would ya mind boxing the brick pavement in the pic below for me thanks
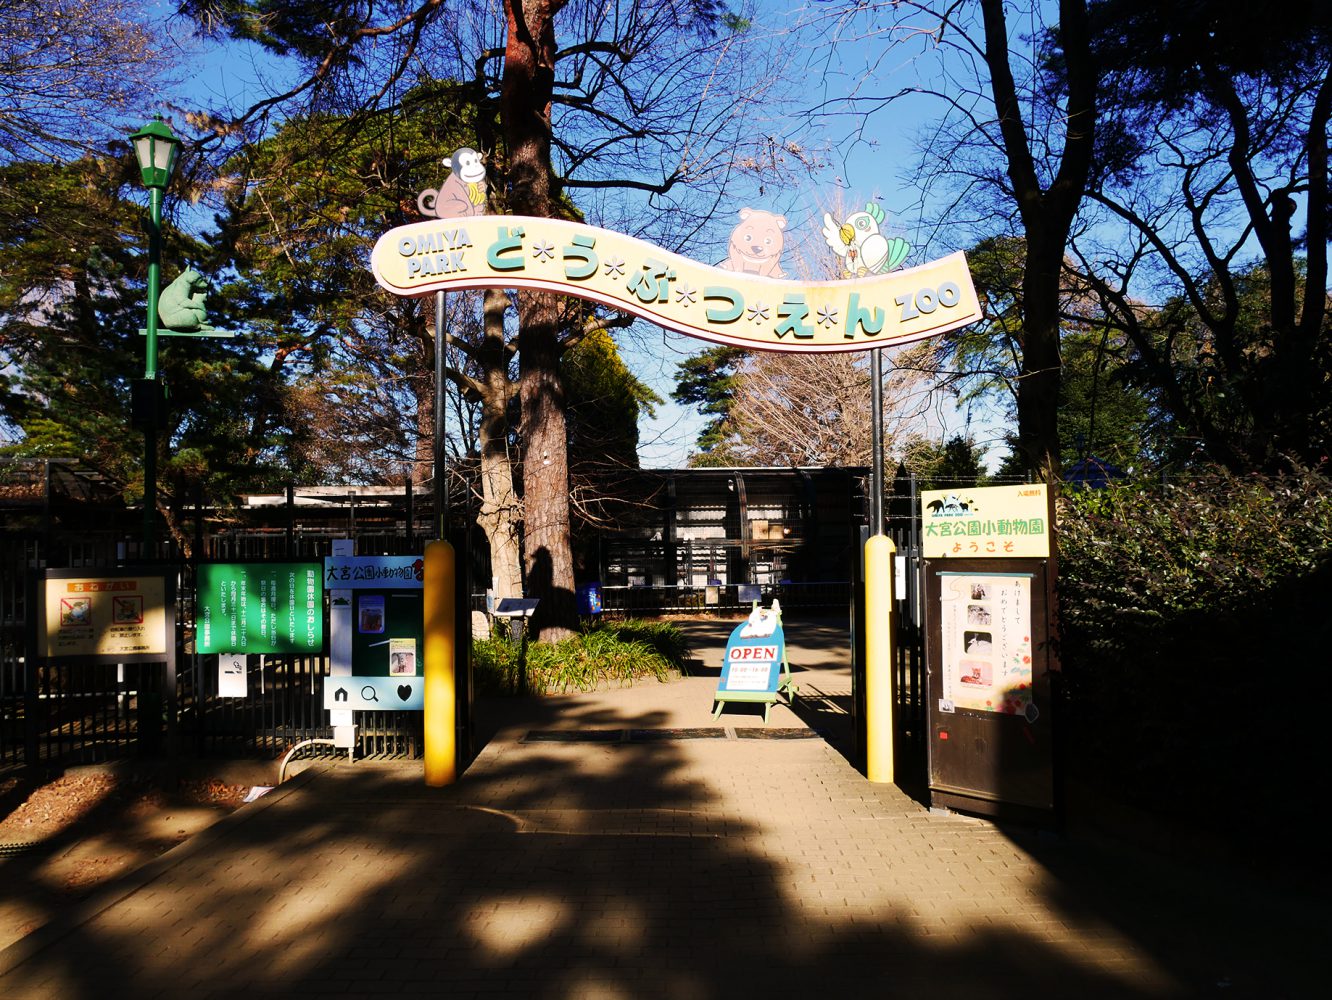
[0,617,1322,998]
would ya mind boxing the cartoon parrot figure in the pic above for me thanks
[821,202,911,277]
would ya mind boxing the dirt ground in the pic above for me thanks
[0,768,252,952]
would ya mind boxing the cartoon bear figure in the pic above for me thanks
[157,267,213,332]
[417,147,488,218]
[719,207,787,278]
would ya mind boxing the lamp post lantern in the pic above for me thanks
[128,116,181,552]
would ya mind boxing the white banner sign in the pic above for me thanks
[218,652,248,698]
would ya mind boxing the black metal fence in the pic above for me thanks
[889,475,928,772]
[3,471,930,771]
[0,522,435,769]
[598,580,852,616]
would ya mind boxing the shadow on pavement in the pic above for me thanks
[0,617,1324,998]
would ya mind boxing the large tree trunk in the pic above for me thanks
[475,288,524,602]
[1018,232,1066,484]
[517,291,577,638]
[502,0,577,639]
[981,0,1095,485]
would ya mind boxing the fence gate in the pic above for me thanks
[849,470,927,783]
[1,508,437,768]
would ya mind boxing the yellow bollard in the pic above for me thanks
[864,534,896,783]
[424,539,457,786]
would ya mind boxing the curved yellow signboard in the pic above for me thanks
[371,215,981,353]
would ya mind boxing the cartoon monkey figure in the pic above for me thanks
[718,207,787,278]
[417,147,488,218]
[157,267,213,332]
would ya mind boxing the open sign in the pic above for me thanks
[728,645,778,661]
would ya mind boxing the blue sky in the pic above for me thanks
[156,1,1002,469]
[627,2,1004,467]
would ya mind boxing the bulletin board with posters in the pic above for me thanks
[350,588,424,679]
[921,500,1054,820]
[322,554,426,686]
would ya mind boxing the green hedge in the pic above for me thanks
[1057,470,1332,834]
[472,619,688,695]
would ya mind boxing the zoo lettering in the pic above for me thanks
[377,217,982,353]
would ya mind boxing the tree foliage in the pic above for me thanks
[812,1,1097,483]
[1058,469,1332,844]
[0,0,172,162]
[671,341,936,469]
[562,325,662,474]
[901,434,990,492]
[670,345,745,463]
[1068,0,1332,472]
[0,157,297,517]
[212,96,464,484]
[928,235,1160,473]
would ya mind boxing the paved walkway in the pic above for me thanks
[0,618,1323,998]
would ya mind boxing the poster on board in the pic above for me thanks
[937,572,1036,720]
[218,652,248,698]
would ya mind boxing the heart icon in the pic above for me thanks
[397,684,412,701]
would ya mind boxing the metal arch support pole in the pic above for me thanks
[435,290,448,541]
[864,349,895,783]
[870,349,884,536]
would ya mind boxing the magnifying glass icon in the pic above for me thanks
[361,685,379,702]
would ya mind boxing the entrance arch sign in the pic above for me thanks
[371,215,981,352]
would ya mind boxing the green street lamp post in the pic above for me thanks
[128,117,182,552]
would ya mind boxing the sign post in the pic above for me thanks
[713,602,797,723]
[32,568,176,756]
[920,484,1058,821]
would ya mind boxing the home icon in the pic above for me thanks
[333,687,349,703]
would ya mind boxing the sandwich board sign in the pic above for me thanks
[713,602,797,723]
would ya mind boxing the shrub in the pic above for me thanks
[472,619,688,695]
[1057,468,1332,837]
[598,618,691,667]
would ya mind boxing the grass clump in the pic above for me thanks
[472,618,688,695]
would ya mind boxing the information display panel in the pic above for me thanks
[197,563,324,655]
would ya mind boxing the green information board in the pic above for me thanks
[197,562,324,654]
